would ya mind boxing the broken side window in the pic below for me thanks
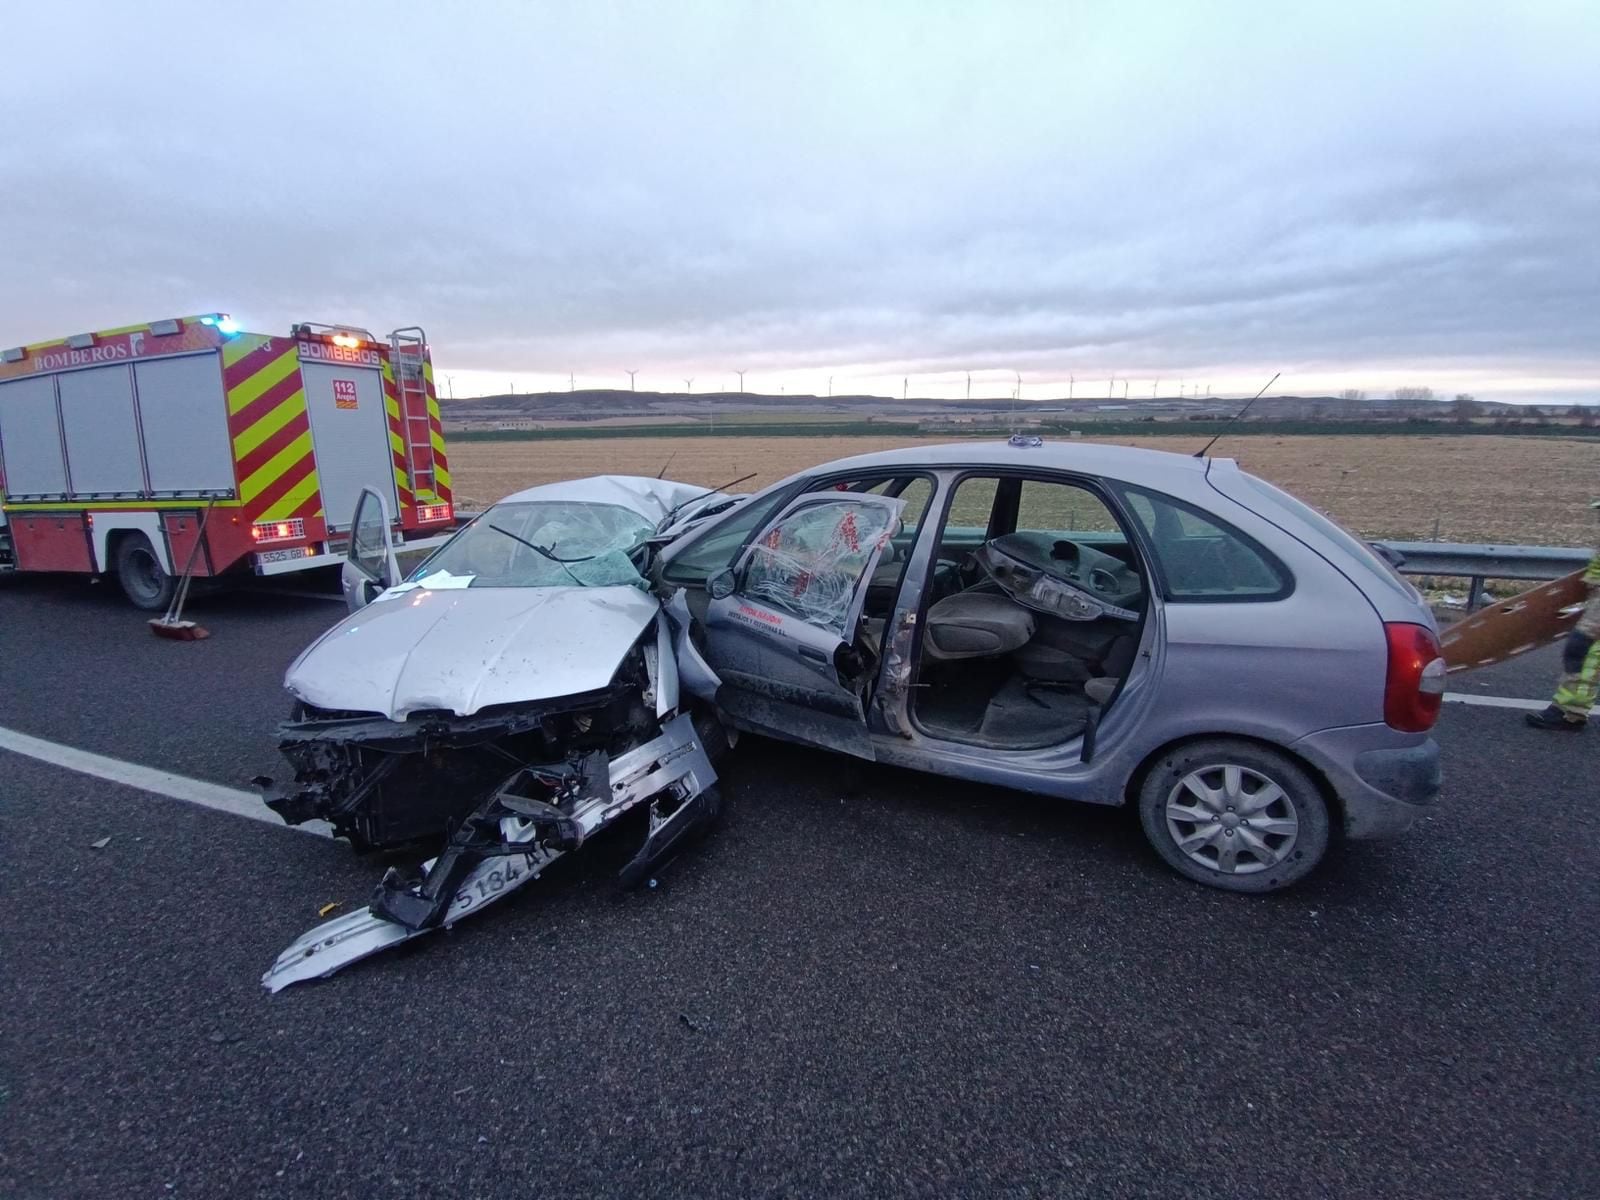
[739,498,901,636]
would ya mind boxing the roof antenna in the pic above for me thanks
[1194,372,1280,459]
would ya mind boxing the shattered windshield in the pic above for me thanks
[409,501,653,589]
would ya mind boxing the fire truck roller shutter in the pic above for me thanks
[0,375,69,497]
[134,353,235,494]
[298,361,397,532]
[59,365,144,497]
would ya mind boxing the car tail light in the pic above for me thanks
[1384,622,1445,732]
[251,518,305,544]
[417,503,452,523]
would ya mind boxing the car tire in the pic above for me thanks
[115,533,177,612]
[1137,739,1330,893]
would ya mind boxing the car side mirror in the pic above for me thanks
[708,568,736,600]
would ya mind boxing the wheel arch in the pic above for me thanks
[95,514,172,574]
[1123,731,1345,836]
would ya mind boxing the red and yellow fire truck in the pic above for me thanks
[0,313,456,608]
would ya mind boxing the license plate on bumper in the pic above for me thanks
[255,547,313,566]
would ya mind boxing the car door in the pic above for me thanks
[341,486,400,612]
[700,492,903,759]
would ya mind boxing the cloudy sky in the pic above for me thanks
[4,1,1597,403]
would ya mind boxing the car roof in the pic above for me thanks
[777,439,1230,492]
[495,474,710,519]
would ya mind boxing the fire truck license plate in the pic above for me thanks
[256,548,309,566]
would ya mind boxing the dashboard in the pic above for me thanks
[976,532,1143,622]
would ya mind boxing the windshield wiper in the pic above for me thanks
[489,525,596,563]
[656,473,758,533]
[488,524,590,585]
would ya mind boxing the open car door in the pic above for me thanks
[341,486,401,612]
[700,492,903,759]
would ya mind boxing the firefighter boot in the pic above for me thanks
[1524,704,1586,732]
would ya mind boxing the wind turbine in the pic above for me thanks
[1122,379,1129,400]
[736,369,745,393]
[444,375,455,400]
[569,373,575,392]
[1068,374,1074,401]
[966,371,971,401]
[626,369,637,391]
[828,376,834,398]
[684,378,694,394]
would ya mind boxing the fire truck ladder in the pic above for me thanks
[389,327,435,500]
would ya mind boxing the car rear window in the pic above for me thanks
[1119,486,1290,601]
[1234,473,1418,604]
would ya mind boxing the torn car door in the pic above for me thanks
[342,486,401,612]
[699,493,903,759]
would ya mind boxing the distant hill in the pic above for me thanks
[439,389,1590,430]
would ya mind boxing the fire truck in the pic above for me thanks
[0,313,456,609]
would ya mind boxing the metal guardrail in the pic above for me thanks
[1374,541,1591,581]
[1372,541,1591,610]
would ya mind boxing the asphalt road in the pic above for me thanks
[1,574,1595,1200]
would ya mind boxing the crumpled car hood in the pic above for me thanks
[285,585,660,720]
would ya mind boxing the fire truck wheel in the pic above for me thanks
[115,534,177,612]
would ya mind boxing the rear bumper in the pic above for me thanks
[1289,725,1441,840]
[251,529,456,576]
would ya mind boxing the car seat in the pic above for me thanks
[922,591,1036,662]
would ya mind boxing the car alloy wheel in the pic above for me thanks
[1137,739,1329,893]
[1164,763,1299,876]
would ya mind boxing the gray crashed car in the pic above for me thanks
[655,436,1444,893]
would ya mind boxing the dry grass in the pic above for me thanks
[448,434,1599,546]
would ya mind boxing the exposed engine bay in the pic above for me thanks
[260,710,719,992]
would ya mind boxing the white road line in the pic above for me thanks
[1444,692,1599,715]
[0,724,333,838]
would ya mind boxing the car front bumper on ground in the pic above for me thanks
[1290,725,1442,840]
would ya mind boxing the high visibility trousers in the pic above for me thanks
[1553,592,1600,719]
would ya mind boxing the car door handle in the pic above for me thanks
[798,645,829,664]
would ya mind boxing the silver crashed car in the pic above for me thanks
[261,440,1443,987]
[652,437,1444,891]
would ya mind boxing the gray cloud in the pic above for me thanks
[3,1,1596,399]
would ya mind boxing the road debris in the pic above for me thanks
[89,836,111,850]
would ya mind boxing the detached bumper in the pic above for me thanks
[1289,725,1441,840]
